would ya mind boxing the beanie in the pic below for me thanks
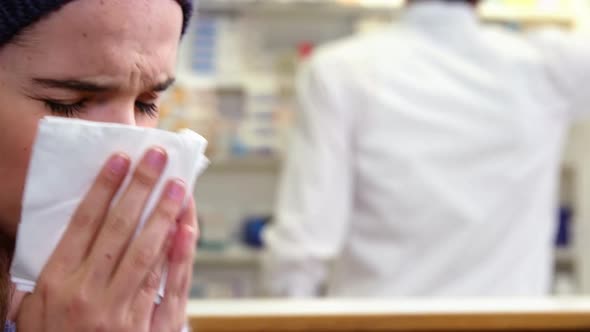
[0,0,193,48]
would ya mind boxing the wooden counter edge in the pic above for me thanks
[190,311,590,332]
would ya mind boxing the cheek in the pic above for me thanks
[137,115,159,129]
[0,90,46,226]
[0,94,45,171]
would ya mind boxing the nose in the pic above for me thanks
[89,101,137,126]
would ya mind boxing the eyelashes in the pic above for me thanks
[44,100,86,117]
[43,99,159,118]
[134,101,159,118]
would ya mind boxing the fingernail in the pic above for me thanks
[167,180,186,202]
[145,148,167,170]
[109,154,129,175]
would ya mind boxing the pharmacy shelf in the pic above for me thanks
[205,157,573,174]
[556,247,574,266]
[480,8,573,27]
[198,0,574,26]
[205,158,571,175]
[195,245,262,266]
[207,157,282,173]
[198,0,402,16]
[194,247,570,268]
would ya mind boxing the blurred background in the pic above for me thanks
[158,0,590,299]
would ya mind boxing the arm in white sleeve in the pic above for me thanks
[529,29,590,119]
[262,56,355,297]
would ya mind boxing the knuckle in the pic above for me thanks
[66,292,92,318]
[37,277,58,299]
[106,212,131,235]
[92,318,110,332]
[142,270,162,293]
[133,166,158,188]
[72,211,99,229]
[132,247,158,270]
[168,279,188,300]
[155,204,179,223]
[93,310,125,332]
[97,168,123,188]
[44,255,69,274]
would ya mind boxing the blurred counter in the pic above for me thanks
[188,298,590,331]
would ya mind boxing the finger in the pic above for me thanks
[129,249,168,327]
[172,195,198,251]
[179,195,198,231]
[151,205,197,332]
[43,154,130,277]
[169,197,197,265]
[86,147,167,284]
[109,179,186,303]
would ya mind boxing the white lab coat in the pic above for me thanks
[262,1,590,297]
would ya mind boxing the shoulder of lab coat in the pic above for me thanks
[527,28,590,119]
[261,39,365,297]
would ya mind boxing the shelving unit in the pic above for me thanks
[198,0,403,16]
[200,248,574,268]
[196,245,262,266]
[186,0,588,298]
[567,121,590,294]
[556,247,574,266]
[198,0,575,26]
[207,157,282,173]
[482,11,572,26]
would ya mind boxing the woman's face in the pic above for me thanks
[0,0,184,235]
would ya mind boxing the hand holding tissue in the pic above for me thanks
[10,117,208,302]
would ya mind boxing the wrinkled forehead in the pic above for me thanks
[2,0,183,88]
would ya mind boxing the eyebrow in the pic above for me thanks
[32,77,176,93]
[153,78,176,92]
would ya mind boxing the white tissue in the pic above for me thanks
[10,117,208,301]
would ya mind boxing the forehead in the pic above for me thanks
[3,0,183,84]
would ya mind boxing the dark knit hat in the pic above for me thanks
[0,0,193,48]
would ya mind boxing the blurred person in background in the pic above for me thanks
[263,0,590,297]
